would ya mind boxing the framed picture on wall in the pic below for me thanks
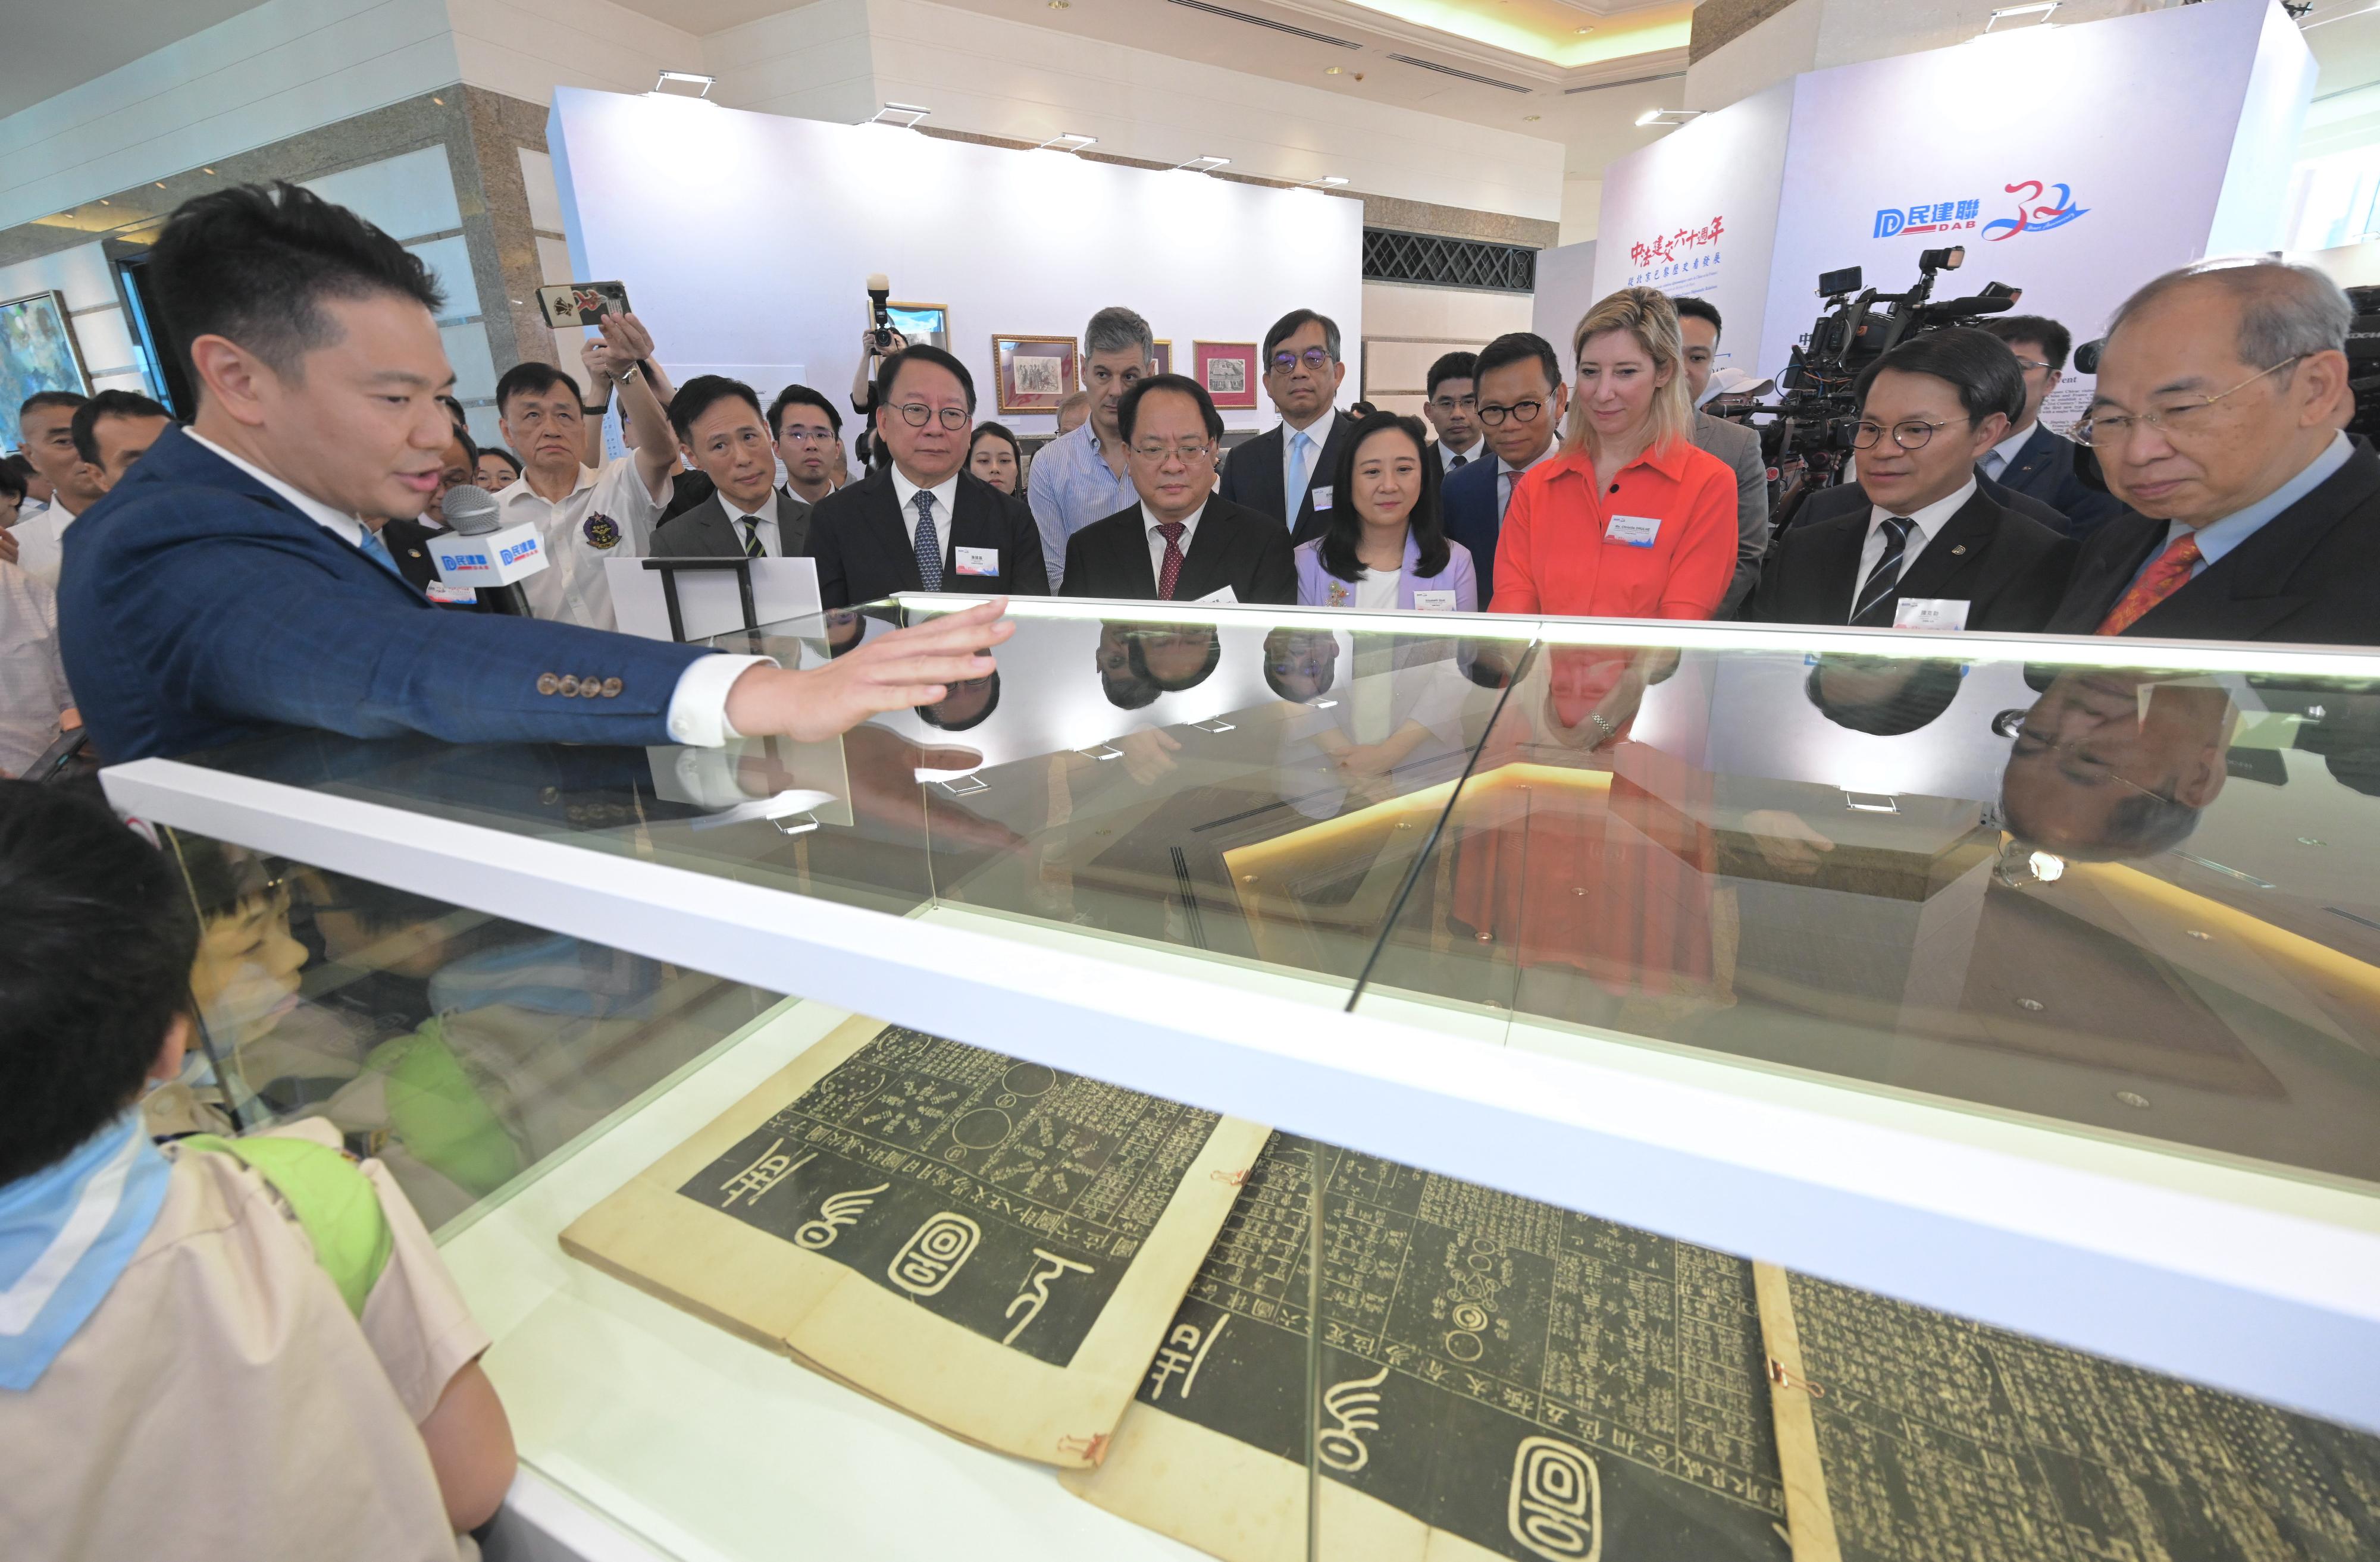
[0,291,90,435]
[995,335,1077,415]
[1193,341,1258,410]
[888,302,949,351]
[1151,340,1172,376]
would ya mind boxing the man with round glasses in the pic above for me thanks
[1749,327,2073,632]
[1440,330,1568,611]
[1217,309,1352,541]
[803,344,1048,608]
[2045,261,2376,644]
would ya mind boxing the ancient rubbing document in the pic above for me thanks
[560,1017,1267,1467]
[1755,1264,2380,1561]
[1066,1133,1791,1561]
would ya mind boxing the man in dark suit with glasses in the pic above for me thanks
[1216,309,1352,542]
[1440,331,1569,611]
[803,345,1048,609]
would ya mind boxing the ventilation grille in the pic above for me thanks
[1164,0,1363,48]
[1363,228,1536,293]
[1564,70,1687,96]
[1382,52,1533,93]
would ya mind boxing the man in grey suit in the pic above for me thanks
[1674,296,1770,616]
[652,376,811,559]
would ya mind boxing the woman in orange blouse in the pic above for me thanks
[1489,287,1739,620]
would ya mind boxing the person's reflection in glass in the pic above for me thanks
[1805,655,1966,736]
[1261,626,1340,704]
[1093,624,1223,787]
[2000,668,2238,860]
[916,670,1000,733]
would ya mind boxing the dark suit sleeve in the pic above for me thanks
[92,517,710,747]
[1249,519,1297,605]
[1743,538,1786,624]
[1721,433,1770,618]
[1004,496,1050,596]
[1060,529,1096,599]
[2055,471,2127,541]
[1997,534,2080,633]
[1217,443,1244,507]
[804,497,853,609]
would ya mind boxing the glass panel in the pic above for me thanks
[1356,626,2380,1188]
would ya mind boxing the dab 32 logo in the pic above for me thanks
[1874,179,2088,241]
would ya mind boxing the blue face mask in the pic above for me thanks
[0,1109,171,1391]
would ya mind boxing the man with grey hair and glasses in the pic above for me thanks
[2047,260,2377,643]
[1029,305,1156,588]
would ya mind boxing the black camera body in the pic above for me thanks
[1731,248,2020,513]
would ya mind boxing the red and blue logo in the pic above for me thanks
[1874,180,2088,241]
[1981,179,2088,240]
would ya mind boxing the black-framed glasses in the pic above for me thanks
[1852,416,1971,451]
[2072,356,2304,448]
[891,402,969,430]
[1478,399,1546,427]
[1269,347,1335,372]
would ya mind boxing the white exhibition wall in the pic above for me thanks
[1596,0,2315,422]
[547,88,1363,435]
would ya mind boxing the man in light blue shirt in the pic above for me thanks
[1029,306,1153,589]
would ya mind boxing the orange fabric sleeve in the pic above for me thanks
[1656,462,1740,620]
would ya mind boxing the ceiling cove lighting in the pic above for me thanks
[653,70,716,98]
[870,102,932,127]
[1300,174,1351,188]
[1034,132,1097,151]
[1173,155,1232,173]
[1985,2,2059,31]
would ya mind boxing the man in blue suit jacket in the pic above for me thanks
[1441,331,1570,611]
[1980,315,2127,539]
[58,182,1006,766]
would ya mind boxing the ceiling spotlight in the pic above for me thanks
[1523,114,1541,122]
[1576,26,1594,33]
[871,102,932,127]
[1049,1,1070,8]
[1299,174,1351,188]
[1035,131,1097,151]
[1326,65,1343,74]
[1984,2,2058,29]
[1173,155,1231,173]
[1636,108,1703,127]
[653,70,716,98]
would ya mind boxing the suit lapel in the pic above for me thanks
[868,473,925,590]
[1797,515,1868,623]
[1242,428,1286,521]
[1894,492,1999,601]
[2126,444,2380,636]
[1173,501,1239,600]
[694,497,746,557]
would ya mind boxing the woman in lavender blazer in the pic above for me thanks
[1292,410,1478,613]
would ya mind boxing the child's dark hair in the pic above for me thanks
[0,783,200,1183]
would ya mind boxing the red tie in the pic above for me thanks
[1156,522,1186,600]
[2096,532,2203,635]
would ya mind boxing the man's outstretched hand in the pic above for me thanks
[723,598,1016,744]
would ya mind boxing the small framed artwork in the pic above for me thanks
[1151,340,1172,376]
[888,302,950,351]
[995,334,1078,415]
[1193,341,1258,410]
[0,291,91,428]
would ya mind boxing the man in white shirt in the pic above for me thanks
[1029,306,1155,589]
[13,391,108,589]
[768,384,843,508]
[490,310,676,631]
[0,559,74,775]
[1421,352,1484,475]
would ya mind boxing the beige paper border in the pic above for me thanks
[1753,1262,1842,1562]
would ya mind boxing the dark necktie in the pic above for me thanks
[1450,451,1469,470]
[911,491,942,590]
[740,515,766,558]
[1155,522,1186,600]
[1852,515,1915,626]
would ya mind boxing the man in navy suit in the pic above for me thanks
[1978,314,2127,539]
[1216,309,1352,543]
[57,182,1008,765]
[1441,331,1568,611]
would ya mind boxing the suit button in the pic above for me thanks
[601,678,623,698]
[537,673,560,695]
[559,675,581,696]
[578,674,602,697]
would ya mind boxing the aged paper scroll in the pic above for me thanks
[1755,1264,2380,1561]
[1066,1133,1791,1561]
[561,1017,1267,1467]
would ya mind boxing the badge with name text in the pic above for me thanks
[1892,597,1971,631]
[1195,585,1238,605]
[424,581,478,606]
[1412,589,1458,612]
[1604,514,1661,548]
[954,545,1000,578]
[1310,485,1333,512]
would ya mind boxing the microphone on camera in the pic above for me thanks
[433,484,545,616]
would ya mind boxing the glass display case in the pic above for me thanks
[106,597,2380,1561]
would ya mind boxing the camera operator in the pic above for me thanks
[1978,315,2126,539]
[1749,328,2073,632]
[850,324,907,472]
[1670,297,1770,616]
[2047,260,2379,644]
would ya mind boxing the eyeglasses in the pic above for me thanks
[1130,439,1216,462]
[1269,347,1335,373]
[891,402,969,430]
[1851,416,1972,451]
[781,428,838,445]
[2011,357,2055,374]
[1478,399,1546,427]
[2071,356,2304,448]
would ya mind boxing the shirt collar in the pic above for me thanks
[185,428,365,545]
[719,490,774,523]
[890,465,962,517]
[1870,477,1977,541]
[1141,500,1208,535]
[2176,430,2355,567]
[1440,438,1482,466]
[1989,421,2037,468]
[1498,447,1551,481]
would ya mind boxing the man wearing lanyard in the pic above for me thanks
[1441,331,1569,611]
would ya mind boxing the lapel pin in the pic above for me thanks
[1950,544,1967,556]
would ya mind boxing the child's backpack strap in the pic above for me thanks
[179,1134,393,1319]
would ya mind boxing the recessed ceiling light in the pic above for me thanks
[1523,114,1540,122]
[1173,155,1232,173]
[1034,131,1097,151]
[653,70,716,98]
[1048,1,1069,8]
[154,181,165,189]
[431,96,443,105]
[1325,65,1342,74]
[1636,108,1703,127]
[870,102,931,127]
[1576,25,1594,33]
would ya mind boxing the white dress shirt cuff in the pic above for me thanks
[665,653,775,747]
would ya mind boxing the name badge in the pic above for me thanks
[1195,585,1239,605]
[1310,485,1333,512]
[1892,597,1971,631]
[424,581,478,606]
[1413,589,1458,613]
[954,545,1000,578]
[1604,514,1661,548]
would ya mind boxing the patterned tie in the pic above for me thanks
[2097,532,2203,635]
[911,490,942,590]
[1286,430,1313,521]
[1852,515,1915,627]
[740,516,765,558]
[1155,522,1187,600]
[355,526,405,581]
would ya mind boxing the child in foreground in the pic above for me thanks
[0,780,515,1560]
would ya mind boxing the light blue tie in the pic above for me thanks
[1286,429,1313,523]
[356,526,405,581]
[912,490,943,590]
[1981,450,2006,480]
